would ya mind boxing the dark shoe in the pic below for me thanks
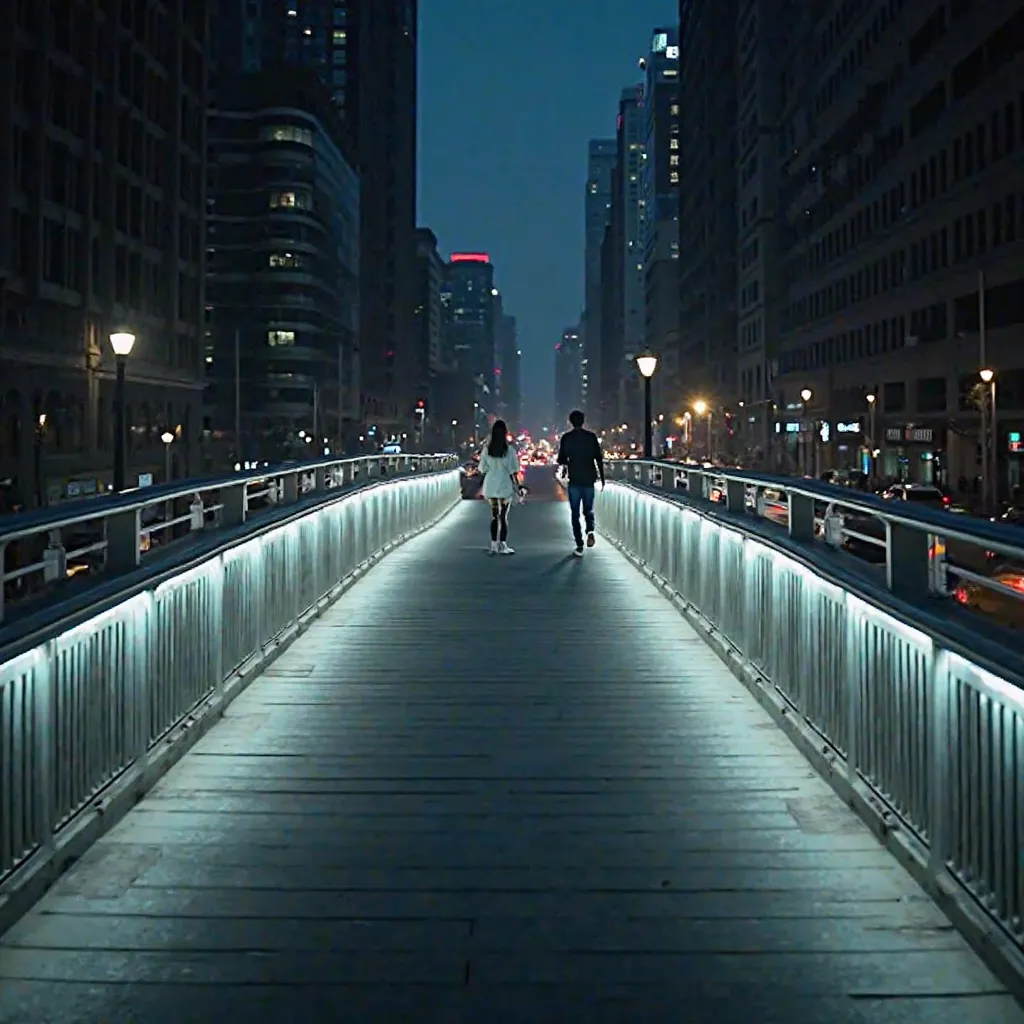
[574,547,584,557]
[586,531,596,547]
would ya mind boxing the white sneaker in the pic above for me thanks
[573,547,584,557]
[498,542,515,555]
[489,541,499,555]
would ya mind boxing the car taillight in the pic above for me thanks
[953,586,969,604]
[942,495,950,506]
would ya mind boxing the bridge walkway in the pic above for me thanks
[0,471,1019,1023]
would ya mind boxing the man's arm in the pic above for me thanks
[556,434,568,466]
[593,434,605,486]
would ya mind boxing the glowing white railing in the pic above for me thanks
[0,466,460,924]
[599,474,1024,984]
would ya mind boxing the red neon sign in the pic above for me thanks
[450,252,489,263]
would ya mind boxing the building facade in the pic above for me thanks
[442,253,496,443]
[494,300,521,429]
[411,227,444,446]
[734,0,788,464]
[772,0,1024,491]
[0,0,209,508]
[618,87,648,429]
[677,0,739,452]
[206,72,360,462]
[583,139,616,416]
[212,0,418,441]
[642,28,682,422]
[554,326,583,427]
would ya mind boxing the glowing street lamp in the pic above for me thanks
[109,331,136,492]
[635,350,658,457]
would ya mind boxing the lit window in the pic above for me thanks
[267,330,296,346]
[670,155,679,165]
[262,125,314,146]
[287,8,297,16]
[333,29,346,43]
[269,252,304,268]
[670,171,679,183]
[670,104,680,116]
[670,138,679,149]
[270,190,312,210]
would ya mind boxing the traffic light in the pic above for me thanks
[416,399,425,409]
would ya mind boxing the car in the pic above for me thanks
[880,483,950,510]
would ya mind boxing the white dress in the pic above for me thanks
[479,445,521,500]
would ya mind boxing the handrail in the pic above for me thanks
[0,464,462,930]
[610,459,1024,636]
[0,452,458,624]
[599,473,1024,989]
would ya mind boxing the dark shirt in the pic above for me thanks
[557,427,604,487]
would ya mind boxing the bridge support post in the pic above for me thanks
[788,494,815,541]
[725,479,746,513]
[106,508,142,574]
[688,470,705,499]
[220,482,246,527]
[313,466,328,492]
[281,472,299,503]
[886,522,930,599]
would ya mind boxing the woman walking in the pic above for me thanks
[478,419,522,555]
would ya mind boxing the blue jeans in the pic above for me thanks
[567,485,596,548]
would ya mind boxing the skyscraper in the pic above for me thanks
[642,29,681,419]
[0,0,209,508]
[211,0,418,439]
[677,0,738,436]
[411,227,445,445]
[583,140,616,416]
[205,72,360,461]
[443,253,496,442]
[554,326,583,426]
[617,86,648,428]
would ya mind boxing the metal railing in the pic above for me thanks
[0,463,461,901]
[0,453,455,628]
[609,460,1024,637]
[599,460,1024,976]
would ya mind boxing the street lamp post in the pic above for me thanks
[451,419,458,451]
[161,430,175,483]
[692,400,711,459]
[865,392,876,478]
[800,388,814,476]
[980,368,997,507]
[635,350,658,459]
[34,413,47,508]
[109,331,136,492]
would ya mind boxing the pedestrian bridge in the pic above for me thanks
[0,459,1022,1022]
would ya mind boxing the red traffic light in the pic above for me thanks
[416,399,425,408]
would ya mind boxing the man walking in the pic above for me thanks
[557,409,605,557]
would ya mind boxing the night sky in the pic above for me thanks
[418,0,678,432]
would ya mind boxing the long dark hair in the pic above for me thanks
[486,420,509,458]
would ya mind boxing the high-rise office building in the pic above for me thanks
[733,0,787,465]
[597,95,643,435]
[770,0,1024,488]
[442,253,496,441]
[0,0,209,509]
[212,0,418,439]
[554,326,583,426]
[205,72,360,461]
[620,89,647,358]
[677,0,738,448]
[493,295,521,428]
[411,227,444,444]
[583,139,616,416]
[642,28,682,420]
